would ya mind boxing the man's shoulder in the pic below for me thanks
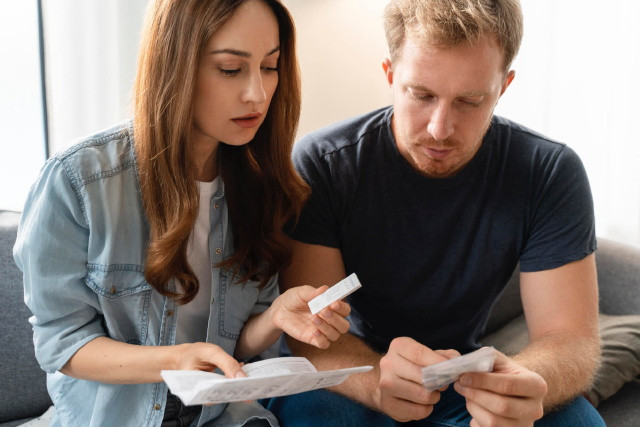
[490,116,586,181]
[294,106,392,161]
[491,116,566,151]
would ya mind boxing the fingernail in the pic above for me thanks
[459,376,470,385]
[235,370,247,378]
[312,316,322,325]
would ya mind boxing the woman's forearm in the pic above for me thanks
[60,336,179,383]
[61,337,245,383]
[234,308,281,360]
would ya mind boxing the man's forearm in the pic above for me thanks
[513,331,600,410]
[286,332,384,410]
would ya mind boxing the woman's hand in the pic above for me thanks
[269,285,351,349]
[172,342,246,378]
[60,337,246,384]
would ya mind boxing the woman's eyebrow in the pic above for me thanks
[210,46,280,58]
[211,48,250,57]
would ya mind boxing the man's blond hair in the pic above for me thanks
[384,0,523,72]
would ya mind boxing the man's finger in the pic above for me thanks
[435,349,461,360]
[459,352,547,398]
[465,399,518,427]
[455,381,535,419]
[390,337,448,367]
[382,396,436,422]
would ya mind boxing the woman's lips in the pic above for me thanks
[232,113,261,128]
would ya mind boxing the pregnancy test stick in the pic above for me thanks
[308,273,362,315]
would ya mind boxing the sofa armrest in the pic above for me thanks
[484,265,522,335]
[0,210,52,423]
[596,238,640,315]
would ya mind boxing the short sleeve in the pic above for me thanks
[288,136,341,248]
[14,159,106,373]
[519,146,597,271]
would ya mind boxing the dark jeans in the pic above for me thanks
[261,387,606,427]
[161,391,202,427]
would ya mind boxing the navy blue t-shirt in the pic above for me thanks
[291,106,596,353]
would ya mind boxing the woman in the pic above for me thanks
[14,0,350,425]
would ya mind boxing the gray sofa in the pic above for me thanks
[0,211,52,426]
[1,209,639,425]
[483,239,640,426]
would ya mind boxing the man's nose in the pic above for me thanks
[427,103,454,142]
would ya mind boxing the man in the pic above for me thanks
[263,0,604,425]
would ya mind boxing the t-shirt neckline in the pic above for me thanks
[383,107,492,188]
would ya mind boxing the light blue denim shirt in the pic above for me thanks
[14,122,280,426]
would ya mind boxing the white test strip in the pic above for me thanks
[308,273,362,315]
[421,346,497,390]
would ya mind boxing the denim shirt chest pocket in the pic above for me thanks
[217,269,261,341]
[85,265,153,345]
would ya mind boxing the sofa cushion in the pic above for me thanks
[0,211,52,423]
[484,265,522,335]
[596,379,640,426]
[585,314,640,406]
[596,239,640,316]
[481,313,640,407]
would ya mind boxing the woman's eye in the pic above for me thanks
[219,68,241,76]
[262,66,279,72]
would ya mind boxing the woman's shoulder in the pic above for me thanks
[53,121,137,186]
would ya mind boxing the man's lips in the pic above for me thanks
[232,113,262,128]
[425,147,454,160]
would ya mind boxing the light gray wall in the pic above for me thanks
[0,2,47,211]
[43,0,147,154]
[283,0,392,139]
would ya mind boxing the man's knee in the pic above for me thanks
[260,389,395,427]
[536,396,605,427]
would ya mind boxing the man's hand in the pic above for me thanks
[270,285,351,349]
[376,337,460,422]
[453,350,547,426]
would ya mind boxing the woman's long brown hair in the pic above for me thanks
[133,0,308,304]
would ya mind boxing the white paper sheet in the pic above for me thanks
[161,357,372,405]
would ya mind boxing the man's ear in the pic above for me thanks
[382,58,394,86]
[500,70,516,96]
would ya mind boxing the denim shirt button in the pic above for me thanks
[153,403,161,410]
[166,310,174,317]
[215,248,222,255]
[110,286,117,294]
[213,202,220,209]
[210,298,215,304]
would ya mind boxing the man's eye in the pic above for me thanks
[412,93,433,101]
[460,99,481,107]
[219,68,241,76]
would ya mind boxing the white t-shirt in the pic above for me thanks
[175,178,219,344]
